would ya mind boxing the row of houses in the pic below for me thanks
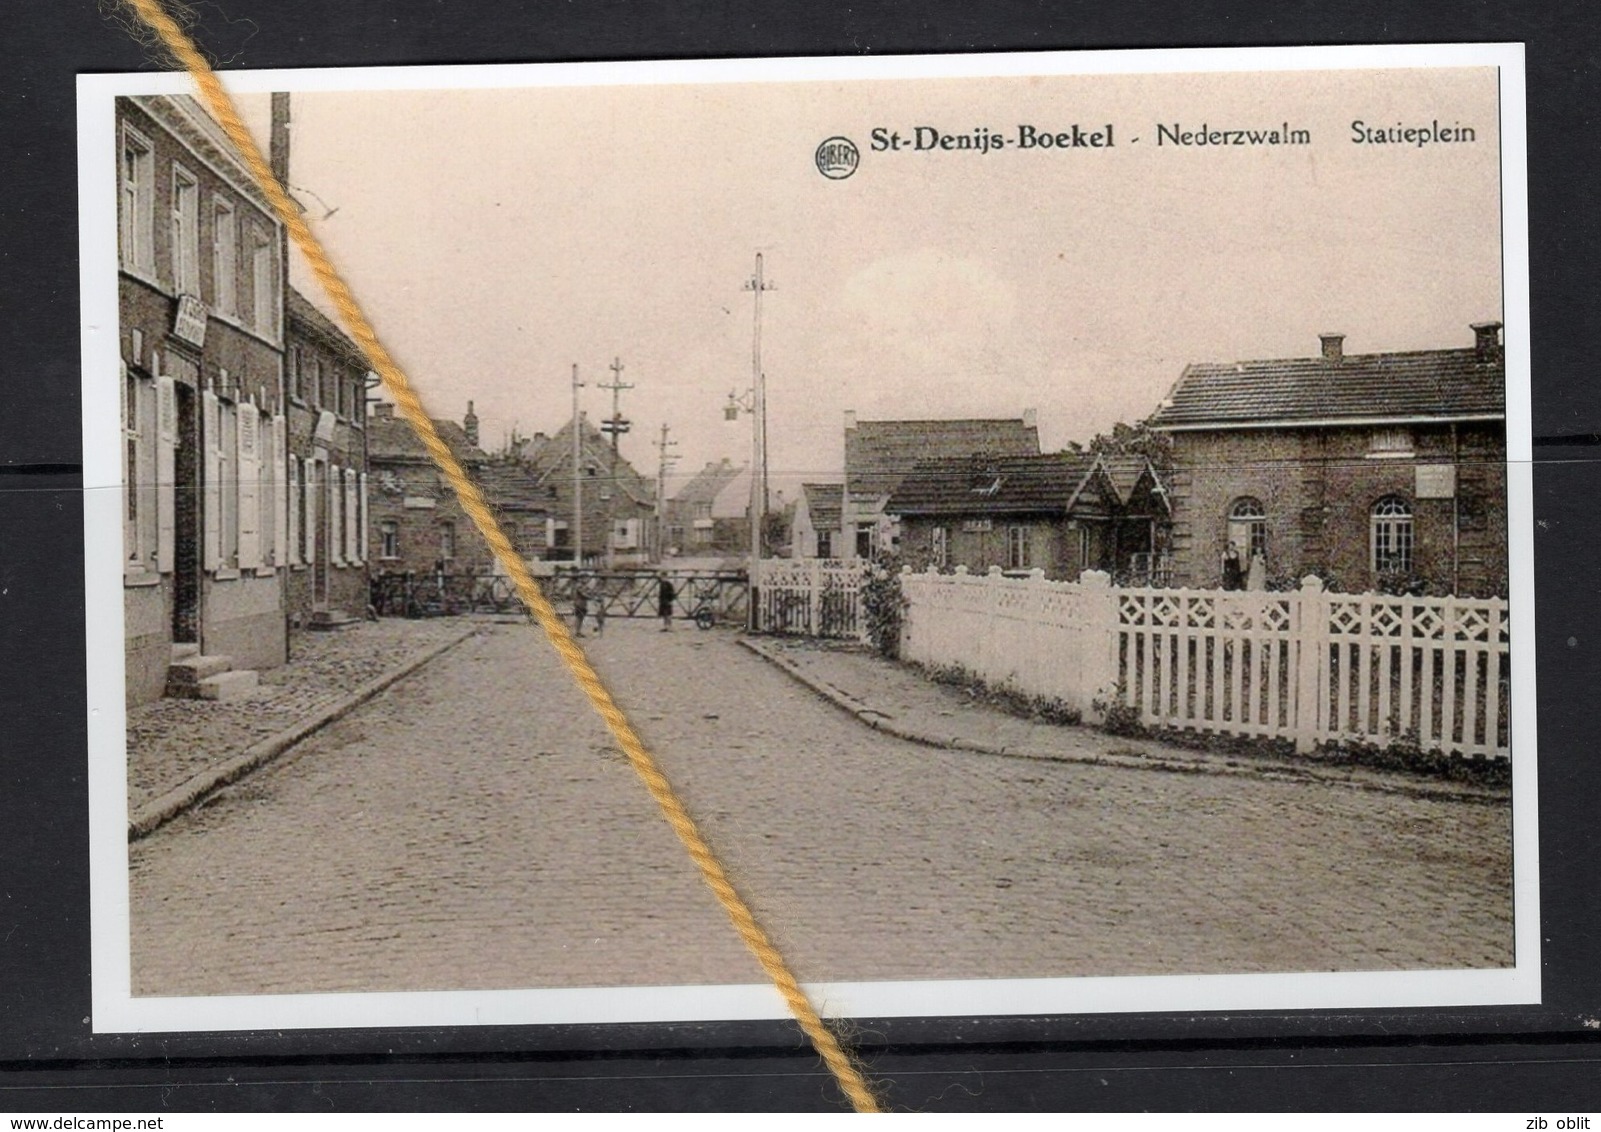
[789,321,1508,599]
[118,93,374,705]
[117,94,666,706]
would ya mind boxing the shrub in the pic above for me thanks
[861,557,906,659]
[1092,682,1146,737]
[917,663,1082,726]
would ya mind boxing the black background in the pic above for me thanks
[3,0,1599,1114]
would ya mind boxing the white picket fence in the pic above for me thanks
[899,566,1510,759]
[753,559,870,640]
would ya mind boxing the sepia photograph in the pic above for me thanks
[80,46,1536,1032]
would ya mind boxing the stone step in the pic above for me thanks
[308,608,363,631]
[171,642,200,661]
[195,670,259,701]
[167,654,234,686]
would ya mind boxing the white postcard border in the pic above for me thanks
[79,42,1538,1035]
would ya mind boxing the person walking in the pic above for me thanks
[657,572,676,631]
[592,582,607,636]
[572,582,590,638]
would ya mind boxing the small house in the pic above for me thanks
[888,452,1170,581]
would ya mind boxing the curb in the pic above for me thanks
[739,636,1508,805]
[129,624,482,840]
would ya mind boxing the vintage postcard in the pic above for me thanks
[79,44,1536,1034]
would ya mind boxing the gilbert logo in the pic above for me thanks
[815,136,860,179]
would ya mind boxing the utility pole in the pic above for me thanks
[743,253,772,627]
[598,356,634,569]
[570,364,583,568]
[653,422,679,562]
[598,356,634,459]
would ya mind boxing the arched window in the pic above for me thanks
[1227,496,1267,560]
[1371,495,1414,575]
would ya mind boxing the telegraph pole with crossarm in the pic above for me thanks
[653,422,680,562]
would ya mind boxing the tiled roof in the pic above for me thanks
[845,418,1041,498]
[368,414,487,465]
[285,288,365,367]
[480,460,553,514]
[524,418,655,506]
[673,459,746,507]
[1100,455,1154,504]
[1149,343,1505,430]
[887,452,1101,517]
[800,482,844,528]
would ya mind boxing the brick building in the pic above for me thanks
[843,411,1041,559]
[889,453,1169,581]
[367,403,490,578]
[1148,323,1507,596]
[665,458,749,557]
[118,94,288,705]
[284,289,370,626]
[494,416,656,565]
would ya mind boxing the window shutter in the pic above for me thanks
[328,465,345,566]
[272,415,288,567]
[156,375,176,572]
[237,402,260,569]
[357,473,368,563]
[304,459,318,566]
[344,468,359,564]
[287,456,302,566]
[202,387,221,571]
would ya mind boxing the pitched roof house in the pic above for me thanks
[888,451,1170,581]
[483,416,656,564]
[367,403,490,576]
[665,458,750,555]
[789,482,845,559]
[1148,323,1507,596]
[842,410,1042,558]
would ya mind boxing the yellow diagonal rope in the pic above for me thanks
[117,0,880,1111]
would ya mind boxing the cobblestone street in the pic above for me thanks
[129,618,1514,998]
[126,618,477,814]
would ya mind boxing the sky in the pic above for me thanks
[237,64,1503,500]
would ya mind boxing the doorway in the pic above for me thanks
[171,382,200,645]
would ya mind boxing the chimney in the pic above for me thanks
[269,93,291,188]
[1022,407,1038,430]
[1319,333,1344,363]
[1472,321,1504,363]
[463,400,479,447]
[373,402,395,420]
[844,409,857,430]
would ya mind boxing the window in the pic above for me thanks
[1369,428,1415,458]
[1227,497,1268,561]
[119,125,154,274]
[171,165,199,294]
[212,198,237,316]
[855,523,874,559]
[440,520,456,562]
[816,530,833,559]
[288,346,303,402]
[1371,495,1414,575]
[930,525,948,568]
[249,222,279,338]
[306,355,322,409]
[380,520,400,560]
[1006,525,1031,570]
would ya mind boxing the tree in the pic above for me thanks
[1067,418,1174,477]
